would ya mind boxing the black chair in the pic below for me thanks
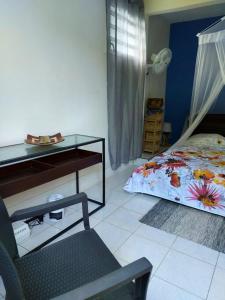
[0,192,152,300]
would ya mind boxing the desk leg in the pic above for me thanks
[76,171,79,194]
[102,139,105,206]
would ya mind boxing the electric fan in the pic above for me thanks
[147,48,172,74]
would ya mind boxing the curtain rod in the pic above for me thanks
[196,16,225,37]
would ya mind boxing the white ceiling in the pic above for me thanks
[158,2,225,23]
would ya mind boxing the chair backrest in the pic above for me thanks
[0,198,18,259]
[0,241,24,300]
[0,199,24,299]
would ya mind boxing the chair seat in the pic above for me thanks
[15,229,134,300]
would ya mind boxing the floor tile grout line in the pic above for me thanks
[94,205,121,223]
[205,253,220,300]
[170,247,219,267]
[133,230,176,249]
[154,246,216,300]
[19,222,53,246]
[170,234,178,248]
[111,231,134,254]
[133,223,220,267]
[14,201,85,250]
[98,214,221,268]
[104,218,142,234]
[92,207,135,254]
[122,221,176,254]
[215,252,224,269]
[94,218,132,236]
[106,214,142,254]
[154,275,206,300]
[44,209,84,231]
[20,225,61,250]
[17,243,29,253]
[122,199,160,216]
[18,191,129,252]
[171,236,220,253]
[106,197,133,211]
[153,241,171,276]
[103,205,143,231]
[93,196,134,224]
[113,251,130,264]
[152,235,178,275]
[164,248,219,269]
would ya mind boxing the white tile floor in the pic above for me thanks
[0,166,224,299]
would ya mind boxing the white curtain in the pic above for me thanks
[174,22,225,147]
[106,0,146,170]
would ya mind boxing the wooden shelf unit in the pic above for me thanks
[143,112,163,154]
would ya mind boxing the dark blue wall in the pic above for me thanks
[165,16,223,143]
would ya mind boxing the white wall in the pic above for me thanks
[146,16,170,100]
[0,0,129,210]
[0,0,107,149]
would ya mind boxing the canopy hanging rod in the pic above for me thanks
[196,16,225,37]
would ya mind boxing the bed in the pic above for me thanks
[124,114,225,217]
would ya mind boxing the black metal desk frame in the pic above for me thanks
[0,134,105,252]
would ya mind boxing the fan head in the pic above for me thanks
[150,48,172,74]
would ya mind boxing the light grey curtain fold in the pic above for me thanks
[106,0,146,170]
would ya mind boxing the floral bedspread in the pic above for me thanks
[124,146,225,217]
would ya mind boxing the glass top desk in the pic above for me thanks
[0,134,103,166]
[0,134,105,252]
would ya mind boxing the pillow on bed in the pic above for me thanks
[184,134,225,146]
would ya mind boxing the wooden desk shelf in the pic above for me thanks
[0,149,102,198]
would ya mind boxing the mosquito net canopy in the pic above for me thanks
[174,16,225,146]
